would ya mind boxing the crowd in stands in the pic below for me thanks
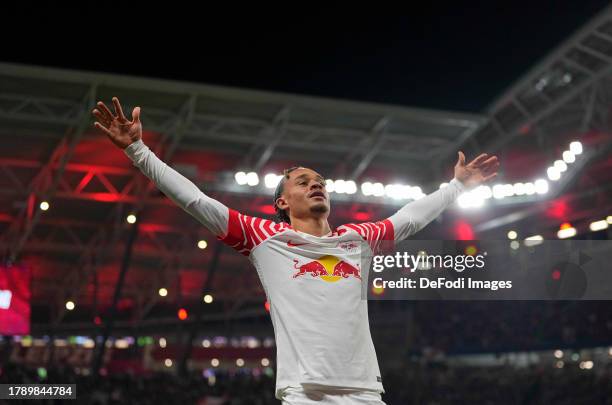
[2,360,612,404]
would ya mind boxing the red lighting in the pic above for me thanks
[546,200,568,219]
[94,316,102,325]
[90,193,121,202]
[454,220,474,240]
[74,172,95,193]
[354,212,371,221]
[27,194,35,220]
[560,222,572,230]
[117,298,133,311]
[552,270,561,280]
[264,301,270,312]
[178,308,188,320]
[258,205,276,215]
[140,223,176,233]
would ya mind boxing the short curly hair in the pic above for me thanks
[273,166,302,224]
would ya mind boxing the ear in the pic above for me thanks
[276,197,289,211]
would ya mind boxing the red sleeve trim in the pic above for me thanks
[218,208,283,256]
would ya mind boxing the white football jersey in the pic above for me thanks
[125,140,467,398]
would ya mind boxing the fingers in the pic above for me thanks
[480,159,500,174]
[483,172,498,182]
[94,121,113,137]
[478,160,500,185]
[478,156,498,167]
[112,97,127,121]
[92,109,110,126]
[476,159,497,173]
[96,101,114,122]
[469,153,489,167]
[480,170,497,179]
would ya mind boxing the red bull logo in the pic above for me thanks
[292,255,361,282]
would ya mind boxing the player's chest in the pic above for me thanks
[256,232,366,285]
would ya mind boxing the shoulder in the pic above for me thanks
[337,219,394,241]
[220,209,291,255]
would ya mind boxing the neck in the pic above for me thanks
[289,215,331,237]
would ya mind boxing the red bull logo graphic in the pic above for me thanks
[292,255,361,282]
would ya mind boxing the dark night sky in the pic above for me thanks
[4,1,610,112]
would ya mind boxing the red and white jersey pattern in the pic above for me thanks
[220,209,291,255]
[339,220,393,253]
[220,208,394,256]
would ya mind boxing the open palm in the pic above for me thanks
[454,151,500,189]
[92,97,142,149]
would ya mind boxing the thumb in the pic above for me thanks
[132,106,141,124]
[456,151,466,166]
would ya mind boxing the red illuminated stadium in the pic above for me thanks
[1,5,612,404]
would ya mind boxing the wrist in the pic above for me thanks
[450,177,468,192]
[123,139,147,159]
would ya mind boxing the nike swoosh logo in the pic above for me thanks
[287,241,308,247]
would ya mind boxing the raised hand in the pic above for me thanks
[454,151,500,189]
[92,97,142,149]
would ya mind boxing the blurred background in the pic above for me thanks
[1,3,612,404]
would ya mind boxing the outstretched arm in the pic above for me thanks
[389,151,499,241]
[388,177,465,241]
[123,140,229,236]
[92,97,228,237]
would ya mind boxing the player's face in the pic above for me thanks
[278,168,330,220]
